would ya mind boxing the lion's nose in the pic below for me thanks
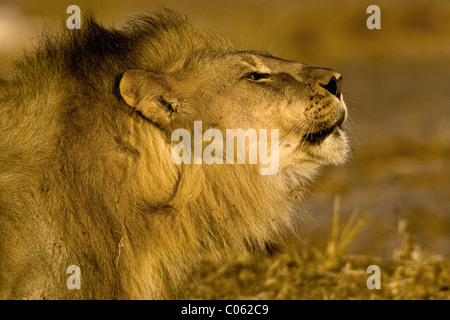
[320,76,342,98]
[304,66,343,99]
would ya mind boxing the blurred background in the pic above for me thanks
[1,0,449,299]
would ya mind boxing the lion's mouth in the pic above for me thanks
[302,112,345,145]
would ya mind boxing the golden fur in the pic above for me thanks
[0,10,350,299]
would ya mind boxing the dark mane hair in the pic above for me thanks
[14,9,233,86]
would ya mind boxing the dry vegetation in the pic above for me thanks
[188,196,450,300]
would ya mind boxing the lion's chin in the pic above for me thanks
[299,127,350,165]
[302,124,338,145]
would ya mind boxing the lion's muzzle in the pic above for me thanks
[302,108,346,145]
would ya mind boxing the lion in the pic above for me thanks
[0,10,350,299]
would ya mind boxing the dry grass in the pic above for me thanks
[188,196,450,300]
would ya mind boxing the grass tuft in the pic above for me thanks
[188,197,449,300]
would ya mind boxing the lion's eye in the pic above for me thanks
[246,72,270,81]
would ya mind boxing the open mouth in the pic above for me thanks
[302,112,346,145]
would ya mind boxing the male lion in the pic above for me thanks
[0,10,350,299]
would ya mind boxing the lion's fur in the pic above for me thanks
[0,10,349,299]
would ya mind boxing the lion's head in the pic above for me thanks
[0,10,350,299]
[119,51,349,174]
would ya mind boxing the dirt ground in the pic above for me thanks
[1,0,449,299]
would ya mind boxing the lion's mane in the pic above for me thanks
[0,10,310,299]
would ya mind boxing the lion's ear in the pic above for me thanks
[119,69,180,127]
